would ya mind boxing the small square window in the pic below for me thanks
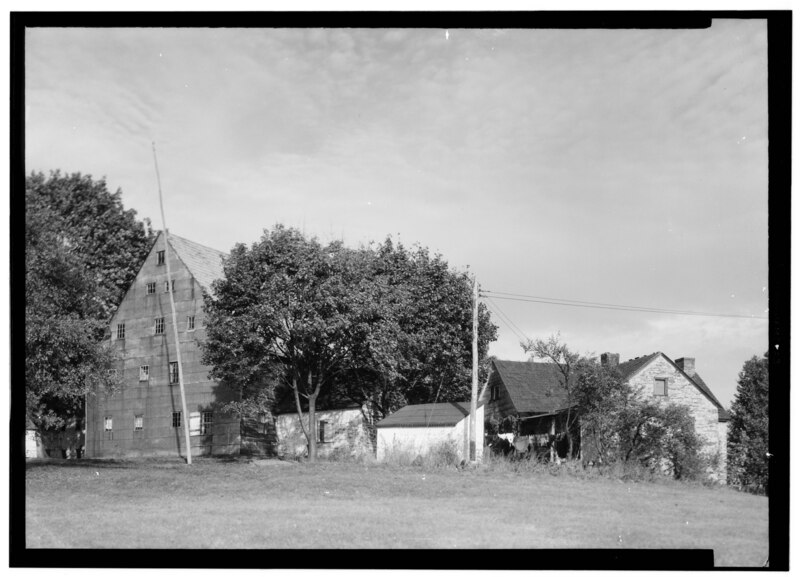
[146,282,156,294]
[187,316,195,331]
[201,411,213,435]
[104,416,113,431]
[164,280,175,293]
[116,323,125,339]
[654,378,668,396]
[172,412,181,428]
[157,250,165,265]
[134,415,143,431]
[154,317,165,334]
[139,365,150,382]
[169,361,179,384]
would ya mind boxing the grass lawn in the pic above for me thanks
[25,457,768,566]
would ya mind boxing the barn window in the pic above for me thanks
[116,323,125,340]
[186,316,195,331]
[172,412,181,428]
[201,412,213,435]
[154,317,165,334]
[139,365,150,382]
[146,282,156,294]
[157,250,165,265]
[134,415,143,431]
[318,420,328,443]
[654,377,668,396]
[164,280,175,293]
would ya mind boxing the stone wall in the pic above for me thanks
[275,407,372,459]
[627,355,726,481]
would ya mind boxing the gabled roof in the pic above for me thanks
[492,359,572,415]
[167,233,227,292]
[376,401,479,428]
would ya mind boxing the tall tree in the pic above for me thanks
[202,226,355,462]
[727,352,769,493]
[25,171,153,434]
[26,171,154,319]
[330,239,497,445]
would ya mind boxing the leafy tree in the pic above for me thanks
[727,352,769,493]
[202,226,358,461]
[26,171,154,319]
[332,239,497,443]
[25,171,152,436]
[25,204,121,432]
[202,227,498,459]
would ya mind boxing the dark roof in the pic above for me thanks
[168,233,227,292]
[616,352,661,381]
[492,359,573,414]
[375,402,476,428]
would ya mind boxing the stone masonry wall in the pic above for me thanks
[627,355,726,482]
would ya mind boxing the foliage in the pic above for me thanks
[26,171,154,319]
[202,226,498,459]
[25,171,151,431]
[727,352,769,494]
[519,336,704,479]
[332,238,497,439]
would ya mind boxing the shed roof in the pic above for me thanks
[492,359,573,415]
[375,401,479,428]
[167,233,227,292]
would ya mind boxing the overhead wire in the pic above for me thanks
[480,289,767,320]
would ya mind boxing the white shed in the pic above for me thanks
[376,401,484,462]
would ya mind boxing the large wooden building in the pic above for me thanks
[85,232,272,458]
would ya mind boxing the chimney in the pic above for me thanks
[601,352,619,368]
[675,357,695,377]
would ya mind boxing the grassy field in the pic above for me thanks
[25,457,768,566]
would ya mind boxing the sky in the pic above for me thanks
[24,21,770,408]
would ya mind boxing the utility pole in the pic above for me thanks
[469,275,478,462]
[153,143,192,465]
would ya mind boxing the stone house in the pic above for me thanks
[85,232,273,458]
[610,352,730,482]
[375,401,485,462]
[480,354,730,480]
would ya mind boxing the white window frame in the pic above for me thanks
[654,377,668,397]
[134,415,143,431]
[116,323,125,339]
[139,365,150,382]
[169,361,179,385]
[146,282,156,294]
[154,317,165,335]
[104,416,113,431]
[186,316,195,331]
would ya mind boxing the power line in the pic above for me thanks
[484,297,530,342]
[480,290,768,320]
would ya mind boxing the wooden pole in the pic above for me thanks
[153,142,192,465]
[469,276,478,462]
